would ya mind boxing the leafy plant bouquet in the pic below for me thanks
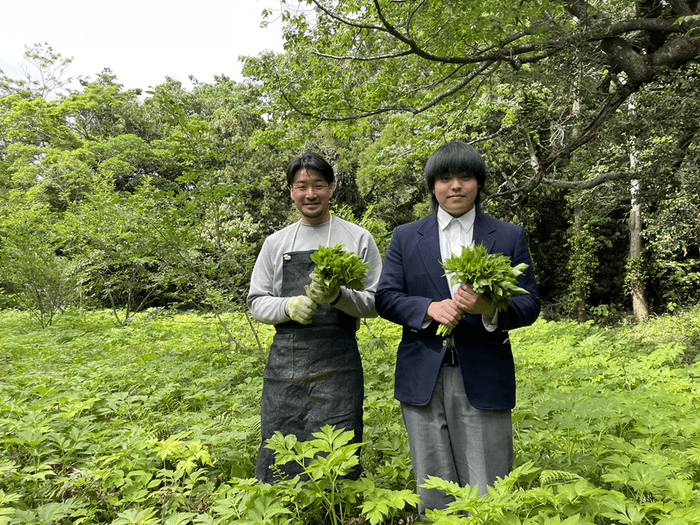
[309,243,371,293]
[436,243,529,336]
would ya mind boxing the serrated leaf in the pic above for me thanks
[309,243,371,291]
[438,243,530,335]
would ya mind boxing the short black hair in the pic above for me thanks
[424,141,486,214]
[286,152,335,187]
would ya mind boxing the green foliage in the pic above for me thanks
[354,117,430,227]
[565,223,599,318]
[331,204,391,257]
[60,180,178,324]
[499,315,700,524]
[0,43,75,99]
[3,39,700,323]
[262,426,364,525]
[441,243,529,310]
[625,255,647,297]
[0,309,268,522]
[626,309,700,363]
[0,206,79,326]
[245,0,700,320]
[437,243,529,335]
[310,243,371,292]
[170,424,419,525]
[0,70,305,323]
[2,307,700,523]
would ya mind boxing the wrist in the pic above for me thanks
[425,301,435,322]
[329,288,342,306]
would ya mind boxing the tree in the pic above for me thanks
[244,0,700,316]
[1,63,278,320]
[0,205,79,327]
[246,0,700,198]
[0,43,75,99]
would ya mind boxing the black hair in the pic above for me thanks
[286,152,335,186]
[424,141,486,215]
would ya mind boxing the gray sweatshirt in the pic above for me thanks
[247,215,383,325]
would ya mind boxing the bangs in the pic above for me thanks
[424,142,486,187]
[424,141,487,215]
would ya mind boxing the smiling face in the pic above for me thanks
[290,168,334,225]
[432,172,480,217]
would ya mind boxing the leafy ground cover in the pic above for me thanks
[1,307,700,524]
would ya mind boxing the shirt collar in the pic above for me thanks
[437,205,476,231]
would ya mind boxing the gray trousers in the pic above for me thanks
[401,365,513,519]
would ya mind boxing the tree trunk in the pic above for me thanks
[570,94,589,323]
[629,179,650,320]
[573,204,589,323]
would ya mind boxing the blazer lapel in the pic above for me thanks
[416,214,497,301]
[416,215,452,299]
[473,214,496,253]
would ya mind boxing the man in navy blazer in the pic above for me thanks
[375,142,540,518]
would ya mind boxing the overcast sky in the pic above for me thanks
[0,0,286,92]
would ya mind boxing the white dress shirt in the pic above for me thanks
[436,206,498,330]
[437,206,475,297]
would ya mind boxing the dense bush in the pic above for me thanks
[1,307,699,523]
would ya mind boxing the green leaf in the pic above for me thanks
[435,243,529,335]
[309,243,371,291]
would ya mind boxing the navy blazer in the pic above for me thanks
[375,213,540,410]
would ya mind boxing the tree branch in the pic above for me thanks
[561,0,608,24]
[277,61,498,121]
[471,124,517,144]
[542,171,631,189]
[607,17,689,35]
[542,80,641,172]
[667,0,695,17]
[312,50,413,61]
[310,0,387,32]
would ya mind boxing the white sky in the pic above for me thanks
[0,0,286,92]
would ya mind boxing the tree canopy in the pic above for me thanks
[245,0,700,202]
[1,6,699,326]
[243,0,700,317]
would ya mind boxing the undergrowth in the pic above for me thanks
[0,306,699,524]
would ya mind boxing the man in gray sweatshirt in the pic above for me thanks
[247,151,382,483]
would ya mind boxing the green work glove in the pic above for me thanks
[285,295,318,324]
[305,271,340,305]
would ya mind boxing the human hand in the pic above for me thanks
[426,299,465,330]
[286,296,318,324]
[304,271,340,304]
[455,284,495,316]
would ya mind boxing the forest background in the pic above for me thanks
[2,1,700,523]
[1,0,700,325]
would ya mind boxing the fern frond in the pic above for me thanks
[539,469,582,486]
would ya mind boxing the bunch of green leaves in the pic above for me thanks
[437,243,529,336]
[309,243,371,292]
[216,425,419,525]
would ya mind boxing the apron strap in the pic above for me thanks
[289,215,334,253]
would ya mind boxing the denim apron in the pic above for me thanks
[255,218,364,483]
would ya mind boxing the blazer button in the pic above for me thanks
[442,339,447,347]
